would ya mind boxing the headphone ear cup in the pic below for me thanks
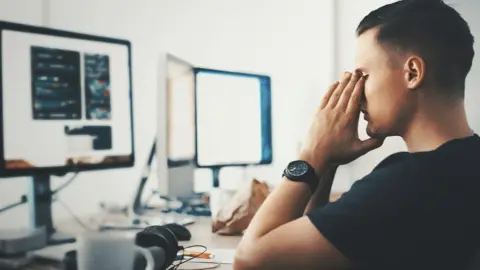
[136,225,180,268]
[157,226,180,266]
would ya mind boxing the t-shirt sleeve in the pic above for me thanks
[307,160,425,269]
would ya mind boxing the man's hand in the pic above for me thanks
[300,71,384,170]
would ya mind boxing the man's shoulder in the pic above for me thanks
[354,134,480,197]
[370,134,480,177]
[359,151,419,186]
[371,151,412,171]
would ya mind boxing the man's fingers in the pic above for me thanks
[347,75,366,113]
[320,81,340,109]
[327,72,351,108]
[338,72,361,110]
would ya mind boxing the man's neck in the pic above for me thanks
[402,99,472,153]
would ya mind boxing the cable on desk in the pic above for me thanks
[175,262,221,270]
[0,172,79,216]
[0,195,27,214]
[52,172,79,195]
[167,244,220,270]
[56,198,95,231]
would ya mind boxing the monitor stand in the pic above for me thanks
[29,174,76,246]
[211,167,221,188]
[208,166,247,218]
[210,166,246,187]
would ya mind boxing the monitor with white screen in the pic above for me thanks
[166,55,195,166]
[156,53,196,197]
[0,21,134,177]
[194,68,272,168]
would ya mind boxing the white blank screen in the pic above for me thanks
[166,57,195,162]
[195,72,262,166]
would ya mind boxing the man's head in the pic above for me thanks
[356,0,474,138]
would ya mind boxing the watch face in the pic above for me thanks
[288,161,309,177]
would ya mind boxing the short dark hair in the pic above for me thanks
[357,0,475,98]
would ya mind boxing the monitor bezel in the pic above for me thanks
[193,67,273,168]
[0,20,135,177]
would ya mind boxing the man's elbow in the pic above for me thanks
[234,242,263,270]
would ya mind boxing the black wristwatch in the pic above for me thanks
[282,160,318,190]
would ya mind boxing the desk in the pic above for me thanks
[13,194,343,269]
[177,217,240,269]
[26,216,240,270]
[185,217,240,249]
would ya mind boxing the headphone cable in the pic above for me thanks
[168,245,210,270]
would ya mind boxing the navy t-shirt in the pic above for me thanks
[307,135,480,270]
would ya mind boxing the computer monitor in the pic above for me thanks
[166,55,195,167]
[156,53,196,197]
[194,68,273,186]
[0,21,134,244]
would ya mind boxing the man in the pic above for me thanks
[234,1,480,270]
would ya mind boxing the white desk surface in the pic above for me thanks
[33,216,240,270]
[26,193,346,270]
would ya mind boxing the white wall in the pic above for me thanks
[456,0,480,133]
[0,0,336,229]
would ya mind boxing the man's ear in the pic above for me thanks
[404,56,425,90]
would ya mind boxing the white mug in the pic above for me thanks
[77,232,157,270]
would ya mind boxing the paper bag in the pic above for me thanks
[212,179,270,235]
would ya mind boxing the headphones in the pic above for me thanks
[135,225,181,269]
[63,225,181,270]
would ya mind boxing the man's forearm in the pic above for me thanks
[304,166,338,214]
[241,176,320,241]
[240,153,328,242]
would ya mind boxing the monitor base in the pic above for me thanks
[47,231,75,246]
[0,227,47,256]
